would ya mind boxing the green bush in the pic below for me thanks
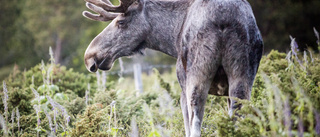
[1,48,320,136]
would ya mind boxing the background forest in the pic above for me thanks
[0,0,320,136]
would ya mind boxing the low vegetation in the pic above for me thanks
[0,36,320,136]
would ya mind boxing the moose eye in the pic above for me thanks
[117,20,125,27]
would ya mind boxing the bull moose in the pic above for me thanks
[82,0,263,136]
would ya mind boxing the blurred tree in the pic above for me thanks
[21,0,102,66]
[0,0,108,80]
[0,0,24,67]
[0,0,38,80]
[248,0,320,52]
[22,0,84,64]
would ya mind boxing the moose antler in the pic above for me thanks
[83,0,135,22]
[83,2,119,22]
[87,0,134,13]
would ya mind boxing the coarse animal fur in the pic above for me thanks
[83,0,263,136]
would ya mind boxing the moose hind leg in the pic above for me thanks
[176,57,190,137]
[186,76,212,137]
[181,91,190,136]
[227,78,252,117]
[223,44,261,117]
[185,61,219,137]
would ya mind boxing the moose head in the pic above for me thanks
[83,0,188,72]
[83,0,152,72]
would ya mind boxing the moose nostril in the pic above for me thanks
[90,63,97,72]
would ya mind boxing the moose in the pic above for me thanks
[82,0,263,136]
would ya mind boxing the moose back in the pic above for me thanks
[82,0,263,136]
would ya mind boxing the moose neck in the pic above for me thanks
[144,0,190,58]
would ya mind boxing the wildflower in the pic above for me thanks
[49,46,55,64]
[314,27,319,44]
[86,83,90,105]
[304,51,308,65]
[2,81,8,136]
[298,118,304,137]
[11,110,15,134]
[56,103,70,125]
[129,117,139,137]
[85,90,89,106]
[290,36,299,56]
[289,36,303,67]
[308,50,314,63]
[16,108,20,133]
[33,104,41,137]
[33,105,41,126]
[0,114,7,136]
[46,96,70,129]
[46,96,58,132]
[52,110,57,133]
[46,96,56,108]
[44,110,54,133]
[2,81,8,114]
[41,60,46,84]
[32,75,35,85]
[315,110,320,135]
[31,88,40,104]
[110,100,116,107]
[284,99,292,137]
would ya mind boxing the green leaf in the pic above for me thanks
[54,93,69,101]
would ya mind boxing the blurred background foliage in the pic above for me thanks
[248,0,320,52]
[0,0,320,80]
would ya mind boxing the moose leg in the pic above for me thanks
[224,55,255,117]
[223,43,261,117]
[227,78,252,117]
[186,77,212,137]
[184,57,219,137]
[176,57,190,137]
[181,89,190,136]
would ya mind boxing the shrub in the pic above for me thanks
[1,39,320,136]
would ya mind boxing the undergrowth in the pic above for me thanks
[0,33,320,136]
